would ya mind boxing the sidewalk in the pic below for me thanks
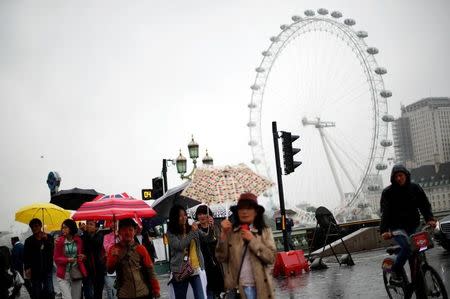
[18,247,450,298]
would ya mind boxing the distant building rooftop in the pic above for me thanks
[402,97,450,114]
[410,161,450,188]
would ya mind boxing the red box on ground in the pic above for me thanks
[273,250,309,277]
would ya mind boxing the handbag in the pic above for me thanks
[173,248,194,282]
[69,264,83,280]
[226,244,248,299]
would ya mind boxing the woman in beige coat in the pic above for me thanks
[216,192,276,299]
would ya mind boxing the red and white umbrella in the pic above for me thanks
[72,196,157,221]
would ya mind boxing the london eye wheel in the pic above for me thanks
[247,9,394,221]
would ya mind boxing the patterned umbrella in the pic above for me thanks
[187,203,232,219]
[181,163,273,206]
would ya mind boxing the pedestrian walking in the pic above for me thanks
[103,223,118,299]
[380,164,436,284]
[106,218,160,299]
[167,204,206,299]
[216,192,276,299]
[81,220,105,299]
[24,218,55,299]
[142,229,158,264]
[195,205,224,299]
[11,236,33,296]
[54,219,88,299]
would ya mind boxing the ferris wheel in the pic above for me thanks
[247,9,394,218]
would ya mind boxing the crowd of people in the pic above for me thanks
[0,191,277,299]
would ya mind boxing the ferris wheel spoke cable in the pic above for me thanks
[318,71,362,113]
[332,126,368,162]
[319,79,370,115]
[323,85,372,116]
[322,36,348,107]
[326,132,366,173]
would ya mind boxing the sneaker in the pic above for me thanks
[389,271,404,286]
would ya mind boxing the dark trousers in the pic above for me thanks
[82,275,105,299]
[30,272,54,299]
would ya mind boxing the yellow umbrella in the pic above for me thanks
[15,202,70,232]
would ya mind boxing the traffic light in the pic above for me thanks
[281,131,302,175]
[152,177,164,199]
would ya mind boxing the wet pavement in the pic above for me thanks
[18,246,450,298]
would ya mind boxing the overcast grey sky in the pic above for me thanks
[1,0,449,231]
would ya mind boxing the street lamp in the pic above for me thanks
[176,135,213,179]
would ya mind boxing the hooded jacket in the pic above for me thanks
[379,165,434,234]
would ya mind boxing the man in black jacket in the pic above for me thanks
[81,220,105,299]
[380,165,436,282]
[23,218,55,299]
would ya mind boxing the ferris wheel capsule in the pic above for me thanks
[317,8,329,15]
[280,24,290,30]
[344,18,356,26]
[375,67,387,75]
[247,121,256,127]
[292,15,302,22]
[376,163,388,171]
[270,36,280,42]
[356,31,368,38]
[248,140,258,146]
[248,102,257,109]
[382,114,394,122]
[380,90,392,98]
[304,10,315,17]
[251,159,261,165]
[262,50,272,57]
[250,84,261,91]
[367,47,379,55]
[380,140,393,147]
[255,67,266,73]
[331,11,342,18]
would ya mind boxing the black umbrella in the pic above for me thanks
[50,187,102,210]
[151,181,201,218]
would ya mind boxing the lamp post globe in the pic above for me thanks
[202,150,213,166]
[176,151,187,175]
[188,136,199,159]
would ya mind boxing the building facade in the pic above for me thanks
[410,162,450,213]
[393,97,450,168]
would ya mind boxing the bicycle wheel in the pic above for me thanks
[383,269,408,299]
[422,265,448,298]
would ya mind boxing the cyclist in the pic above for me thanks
[380,164,436,284]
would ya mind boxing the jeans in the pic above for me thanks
[172,274,205,299]
[392,228,416,274]
[104,275,117,299]
[57,273,82,299]
[243,286,257,299]
[31,272,54,299]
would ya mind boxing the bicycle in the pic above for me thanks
[382,226,448,299]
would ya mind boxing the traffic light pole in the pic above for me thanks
[272,121,290,252]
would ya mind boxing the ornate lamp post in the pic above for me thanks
[176,136,213,179]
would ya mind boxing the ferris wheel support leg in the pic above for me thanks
[319,128,346,205]
[322,132,357,190]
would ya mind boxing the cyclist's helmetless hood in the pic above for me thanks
[390,164,411,185]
